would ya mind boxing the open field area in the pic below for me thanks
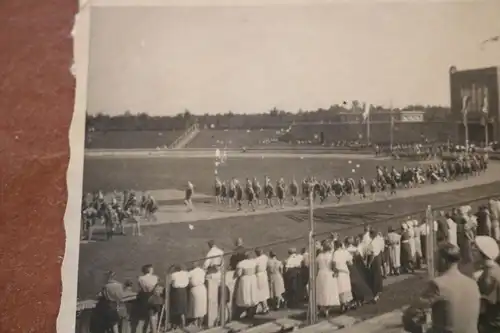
[83,153,418,194]
[77,177,500,299]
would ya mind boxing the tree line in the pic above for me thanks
[86,103,450,132]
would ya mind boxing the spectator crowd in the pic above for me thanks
[88,196,500,333]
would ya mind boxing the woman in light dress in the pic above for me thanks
[267,251,285,310]
[386,226,401,275]
[332,240,353,312]
[254,249,270,314]
[400,223,415,273]
[366,230,384,302]
[188,263,207,327]
[315,242,340,317]
[234,252,259,318]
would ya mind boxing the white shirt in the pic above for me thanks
[255,254,269,273]
[189,267,206,286]
[203,246,224,270]
[362,232,371,246]
[285,254,303,268]
[447,218,458,247]
[332,248,353,273]
[367,236,384,256]
[138,273,159,292]
[171,271,190,288]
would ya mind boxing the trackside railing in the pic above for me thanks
[76,192,500,333]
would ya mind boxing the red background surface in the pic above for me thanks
[0,1,77,332]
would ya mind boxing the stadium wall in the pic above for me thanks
[449,66,500,144]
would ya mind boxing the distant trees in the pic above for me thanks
[86,104,451,132]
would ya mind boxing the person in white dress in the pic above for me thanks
[488,199,500,241]
[446,213,458,247]
[315,242,340,317]
[332,240,353,311]
[407,219,416,260]
[412,220,423,269]
[188,263,207,327]
[234,253,258,318]
[254,249,270,314]
[267,251,285,309]
[387,226,401,275]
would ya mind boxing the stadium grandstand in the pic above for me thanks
[186,128,284,148]
[85,105,462,150]
[85,130,183,149]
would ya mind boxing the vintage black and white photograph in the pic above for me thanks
[70,1,500,333]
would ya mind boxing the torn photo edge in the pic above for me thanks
[57,0,90,332]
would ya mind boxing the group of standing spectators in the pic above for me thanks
[90,197,500,333]
[402,198,500,333]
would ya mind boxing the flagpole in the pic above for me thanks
[366,108,371,145]
[465,115,469,152]
[485,120,489,147]
[389,101,394,151]
[307,188,317,325]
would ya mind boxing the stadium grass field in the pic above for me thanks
[82,154,423,194]
[77,173,500,300]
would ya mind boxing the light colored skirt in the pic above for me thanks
[189,284,207,318]
[337,271,352,294]
[269,272,285,298]
[255,271,270,303]
[235,275,258,308]
[316,269,340,307]
[414,238,422,256]
[409,239,416,258]
[389,245,401,268]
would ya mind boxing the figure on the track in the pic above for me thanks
[265,177,274,208]
[228,178,236,208]
[185,181,194,212]
[245,179,256,211]
[252,177,261,206]
[333,179,343,203]
[235,179,244,211]
[358,177,367,199]
[220,180,227,205]
[276,178,285,209]
[214,177,222,205]
[301,178,309,201]
[369,179,377,199]
[388,175,397,196]
[289,178,299,205]
[144,193,158,222]
[318,180,328,204]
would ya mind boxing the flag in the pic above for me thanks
[362,103,371,122]
[481,90,489,126]
[481,91,489,115]
[462,95,470,126]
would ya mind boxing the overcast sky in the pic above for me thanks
[87,2,500,116]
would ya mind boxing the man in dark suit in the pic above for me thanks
[229,237,246,271]
[403,242,481,333]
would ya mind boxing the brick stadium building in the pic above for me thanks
[449,66,500,145]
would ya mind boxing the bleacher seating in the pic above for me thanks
[86,130,182,149]
[282,121,456,145]
[186,129,283,148]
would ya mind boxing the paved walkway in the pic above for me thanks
[93,164,500,228]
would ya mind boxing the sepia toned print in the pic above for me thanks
[65,1,500,333]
